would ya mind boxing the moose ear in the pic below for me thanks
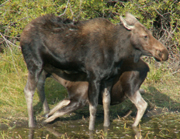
[120,16,135,30]
[120,12,138,30]
[125,12,138,24]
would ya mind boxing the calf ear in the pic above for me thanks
[120,15,135,30]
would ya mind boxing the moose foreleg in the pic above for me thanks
[103,88,110,127]
[88,80,100,130]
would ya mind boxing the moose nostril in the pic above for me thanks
[162,49,169,61]
[158,49,169,61]
[158,51,162,58]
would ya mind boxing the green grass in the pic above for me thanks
[141,59,180,111]
[0,47,68,123]
[0,47,27,120]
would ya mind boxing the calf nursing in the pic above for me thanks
[20,13,168,130]
[43,58,149,127]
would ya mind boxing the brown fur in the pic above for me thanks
[20,13,168,130]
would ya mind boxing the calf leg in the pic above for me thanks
[37,71,49,113]
[45,99,70,118]
[44,100,83,123]
[127,90,148,127]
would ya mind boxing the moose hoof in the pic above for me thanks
[132,123,138,128]
[103,122,110,127]
[45,114,49,119]
[29,121,36,128]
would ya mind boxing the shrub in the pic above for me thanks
[0,0,179,77]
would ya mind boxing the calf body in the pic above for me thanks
[42,58,149,127]
[20,13,168,130]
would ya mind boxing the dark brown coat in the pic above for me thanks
[20,13,168,130]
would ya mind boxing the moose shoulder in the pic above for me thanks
[20,13,168,130]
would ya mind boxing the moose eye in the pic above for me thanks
[144,35,148,39]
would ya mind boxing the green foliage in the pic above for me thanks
[145,60,169,83]
[1,0,179,49]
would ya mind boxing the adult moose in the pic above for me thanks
[20,13,168,130]
[42,58,149,127]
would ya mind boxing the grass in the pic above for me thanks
[141,59,180,111]
[0,47,69,124]
[0,47,28,121]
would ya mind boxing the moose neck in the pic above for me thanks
[114,25,138,63]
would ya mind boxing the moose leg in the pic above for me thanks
[127,90,148,127]
[102,80,113,127]
[37,70,49,113]
[102,88,110,127]
[24,71,41,128]
[88,80,100,130]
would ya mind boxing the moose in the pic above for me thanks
[42,58,149,127]
[20,13,168,130]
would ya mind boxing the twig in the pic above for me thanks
[3,35,20,40]
[171,70,180,75]
[122,110,132,119]
[0,0,9,7]
[69,1,74,21]
[0,33,20,49]
[75,0,82,20]
[154,9,165,19]
[58,0,70,17]
[0,32,19,73]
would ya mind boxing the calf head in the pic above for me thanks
[120,13,168,62]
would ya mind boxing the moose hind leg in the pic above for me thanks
[37,71,49,113]
[25,71,41,128]
[127,90,148,127]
